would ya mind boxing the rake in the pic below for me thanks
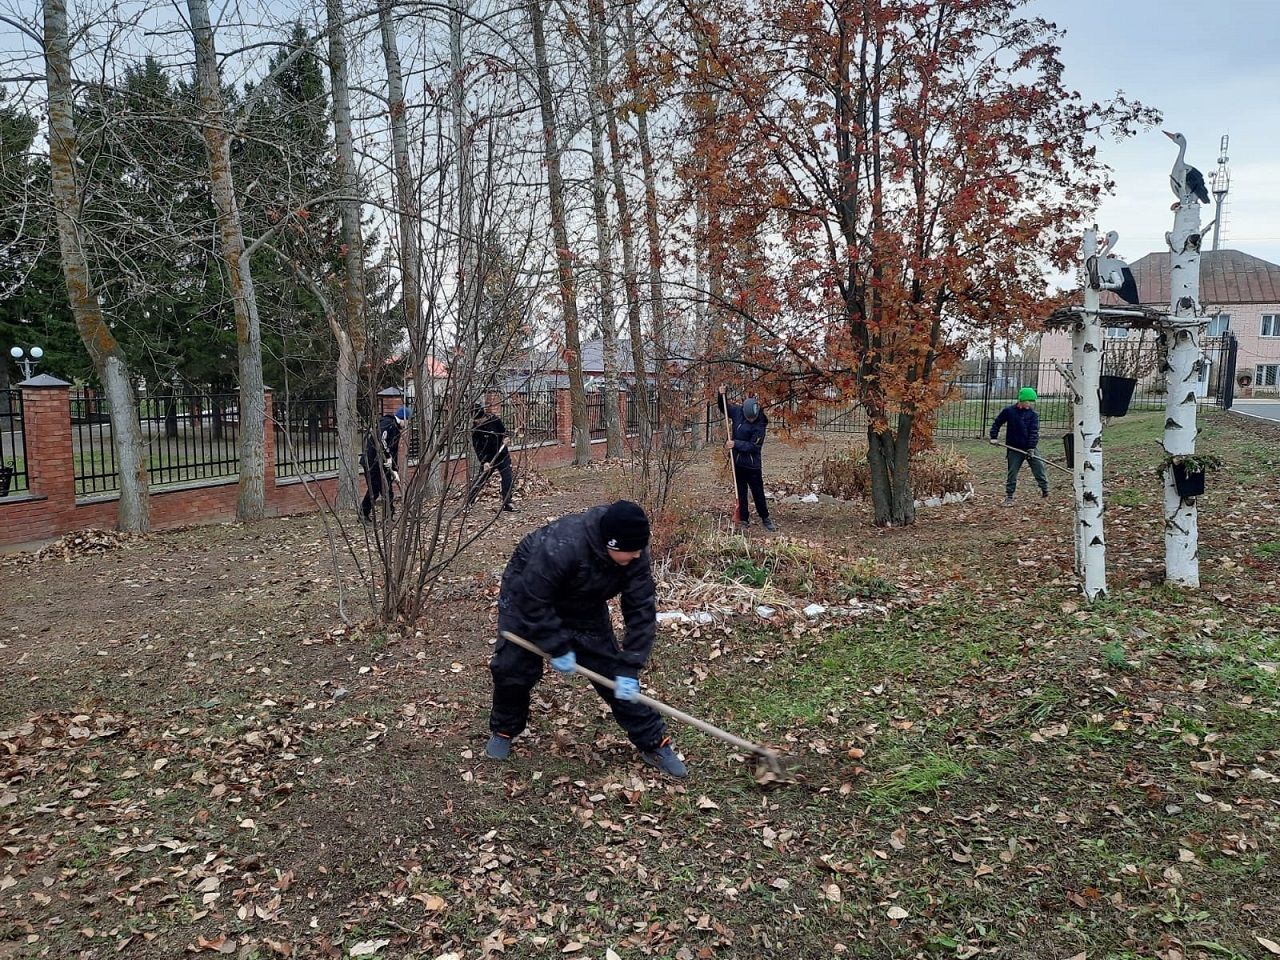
[500,630,793,787]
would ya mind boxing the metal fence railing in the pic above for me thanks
[72,391,241,496]
[1,390,28,496]
[626,388,658,434]
[502,387,558,445]
[274,398,342,478]
[815,350,1173,441]
[586,391,608,441]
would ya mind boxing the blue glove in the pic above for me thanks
[614,676,640,702]
[550,651,577,674]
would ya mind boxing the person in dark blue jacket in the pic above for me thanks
[989,387,1048,505]
[720,389,774,531]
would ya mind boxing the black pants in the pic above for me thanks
[734,464,770,523]
[488,631,666,751]
[361,463,394,519]
[468,459,513,507]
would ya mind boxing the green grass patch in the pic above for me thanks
[864,748,966,810]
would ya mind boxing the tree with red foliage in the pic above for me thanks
[681,0,1156,525]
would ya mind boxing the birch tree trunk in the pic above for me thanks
[188,0,266,520]
[327,0,367,512]
[600,0,649,442]
[586,0,623,457]
[1162,186,1205,587]
[1074,227,1107,599]
[527,0,589,464]
[42,0,150,533]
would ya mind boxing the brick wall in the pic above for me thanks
[0,381,636,549]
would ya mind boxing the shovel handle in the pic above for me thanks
[991,439,1073,475]
[500,630,780,762]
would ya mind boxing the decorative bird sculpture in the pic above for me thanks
[1087,230,1140,305]
[1164,131,1211,204]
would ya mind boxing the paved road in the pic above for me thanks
[1231,401,1280,424]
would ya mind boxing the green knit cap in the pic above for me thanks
[1018,387,1038,403]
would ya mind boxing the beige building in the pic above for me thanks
[1040,249,1280,397]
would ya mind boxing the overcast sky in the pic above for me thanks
[1024,0,1280,279]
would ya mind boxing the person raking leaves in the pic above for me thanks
[467,403,515,512]
[989,387,1048,506]
[360,405,411,522]
[484,500,688,778]
[719,388,775,531]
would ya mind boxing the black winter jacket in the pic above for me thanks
[990,404,1039,450]
[471,413,510,465]
[363,414,402,468]
[497,505,658,677]
[723,402,768,471]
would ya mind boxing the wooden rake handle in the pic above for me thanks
[991,439,1073,475]
[500,630,780,763]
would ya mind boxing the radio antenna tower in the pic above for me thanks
[1210,134,1230,250]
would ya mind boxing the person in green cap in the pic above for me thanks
[989,387,1048,506]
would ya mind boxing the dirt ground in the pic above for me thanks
[2,410,1277,960]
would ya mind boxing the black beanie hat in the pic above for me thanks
[472,403,486,419]
[600,500,650,552]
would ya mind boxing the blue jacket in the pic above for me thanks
[725,403,768,471]
[990,404,1039,450]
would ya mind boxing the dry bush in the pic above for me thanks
[800,445,973,502]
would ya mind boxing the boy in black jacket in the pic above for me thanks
[361,405,410,521]
[720,389,775,530]
[989,387,1048,505]
[467,403,515,512]
[484,500,687,778]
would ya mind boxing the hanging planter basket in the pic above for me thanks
[1062,432,1075,470]
[1099,375,1138,418]
[1172,462,1206,498]
[0,463,12,498]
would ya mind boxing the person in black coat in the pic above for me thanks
[467,403,515,512]
[720,389,775,531]
[484,500,687,778]
[361,405,410,522]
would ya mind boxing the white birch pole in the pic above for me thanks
[1073,227,1106,599]
[1162,140,1206,588]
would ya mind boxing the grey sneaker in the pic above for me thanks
[641,740,688,778]
[1041,488,1049,499]
[1001,496,1015,507]
[484,733,512,760]
[762,519,776,531]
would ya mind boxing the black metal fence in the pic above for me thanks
[585,391,608,441]
[627,388,659,433]
[816,349,1175,440]
[499,387,558,446]
[72,391,241,496]
[274,397,342,478]
[1,390,28,496]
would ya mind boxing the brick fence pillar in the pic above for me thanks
[262,388,276,490]
[16,375,76,535]
[378,386,404,416]
[555,387,572,448]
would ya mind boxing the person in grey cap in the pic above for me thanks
[484,500,687,777]
[719,389,774,531]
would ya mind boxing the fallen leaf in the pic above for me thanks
[349,940,390,957]
[561,942,583,954]
[823,883,842,903]
[695,795,719,811]
[606,951,622,960]
[1257,937,1280,956]
[886,906,908,920]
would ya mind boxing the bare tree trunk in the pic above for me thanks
[188,0,266,520]
[379,0,434,492]
[527,0,589,464]
[326,0,368,511]
[623,1,667,384]
[586,0,623,457]
[599,0,649,443]
[42,0,150,532]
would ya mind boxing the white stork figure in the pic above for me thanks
[1164,131,1211,205]
[1087,230,1140,305]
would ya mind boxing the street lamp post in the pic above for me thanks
[9,345,44,380]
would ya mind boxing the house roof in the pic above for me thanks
[1103,249,1280,307]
